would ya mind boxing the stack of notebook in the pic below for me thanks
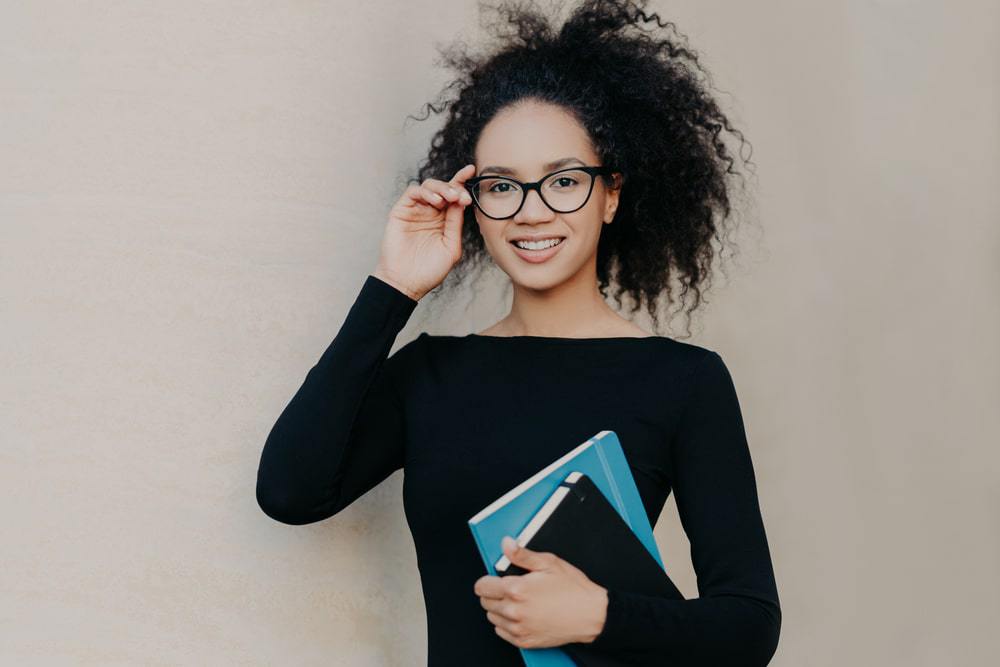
[467,430,683,666]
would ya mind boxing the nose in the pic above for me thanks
[513,187,554,223]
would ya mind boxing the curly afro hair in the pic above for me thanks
[402,0,756,338]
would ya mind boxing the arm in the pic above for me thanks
[255,274,419,525]
[587,351,782,665]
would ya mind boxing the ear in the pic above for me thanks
[604,200,618,224]
[604,172,623,224]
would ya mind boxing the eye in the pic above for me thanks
[552,176,579,188]
[488,181,515,193]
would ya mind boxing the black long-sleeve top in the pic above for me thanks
[256,274,782,666]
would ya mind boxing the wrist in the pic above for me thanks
[372,267,423,301]
[579,584,609,644]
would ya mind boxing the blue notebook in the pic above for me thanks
[467,430,664,666]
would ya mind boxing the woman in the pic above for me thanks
[256,0,781,664]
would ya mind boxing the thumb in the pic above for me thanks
[502,536,551,571]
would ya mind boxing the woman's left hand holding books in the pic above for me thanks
[473,536,609,649]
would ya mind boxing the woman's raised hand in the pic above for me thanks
[373,164,477,301]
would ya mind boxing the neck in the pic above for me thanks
[500,264,618,337]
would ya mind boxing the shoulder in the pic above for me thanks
[650,339,741,408]
[651,337,722,375]
[661,342,744,422]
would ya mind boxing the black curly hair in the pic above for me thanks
[402,0,756,338]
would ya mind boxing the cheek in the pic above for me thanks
[565,216,603,249]
[476,219,510,263]
[475,216,499,249]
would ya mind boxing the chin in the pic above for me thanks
[506,265,577,293]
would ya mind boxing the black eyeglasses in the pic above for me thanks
[464,165,617,220]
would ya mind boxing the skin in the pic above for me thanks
[471,100,645,338]
[474,536,610,648]
[374,99,644,648]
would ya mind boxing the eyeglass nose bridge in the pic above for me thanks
[513,180,553,217]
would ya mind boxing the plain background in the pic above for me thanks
[3,1,998,664]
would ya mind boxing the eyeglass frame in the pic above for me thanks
[463,165,619,220]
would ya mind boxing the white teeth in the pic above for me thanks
[513,238,563,250]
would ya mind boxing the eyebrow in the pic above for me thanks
[479,156,586,176]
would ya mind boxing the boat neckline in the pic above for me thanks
[424,332,665,343]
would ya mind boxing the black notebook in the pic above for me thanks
[495,471,683,666]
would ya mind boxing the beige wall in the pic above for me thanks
[3,1,998,664]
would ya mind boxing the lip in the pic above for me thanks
[509,237,566,264]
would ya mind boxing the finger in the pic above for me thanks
[480,596,517,617]
[424,179,469,206]
[449,163,477,187]
[486,607,520,627]
[421,177,458,199]
[418,186,447,209]
[473,575,506,599]
[401,183,445,210]
[483,600,517,623]
[479,596,511,617]
[450,165,476,204]
[493,622,524,648]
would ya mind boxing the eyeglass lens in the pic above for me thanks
[469,169,595,218]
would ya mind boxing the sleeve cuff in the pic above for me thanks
[340,274,419,338]
[590,587,630,649]
[588,586,687,652]
[365,273,420,304]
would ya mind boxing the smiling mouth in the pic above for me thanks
[509,237,566,250]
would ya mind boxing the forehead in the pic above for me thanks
[474,101,597,176]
